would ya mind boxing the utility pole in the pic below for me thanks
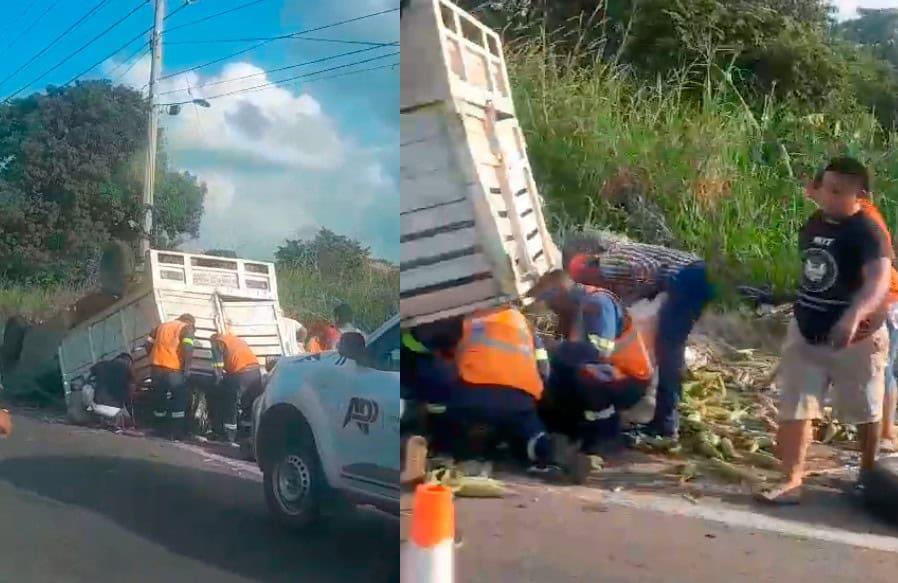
[139,0,166,263]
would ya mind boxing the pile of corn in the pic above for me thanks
[631,347,858,482]
[633,351,775,482]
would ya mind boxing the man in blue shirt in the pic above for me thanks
[530,270,654,454]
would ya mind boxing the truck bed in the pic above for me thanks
[400,0,559,327]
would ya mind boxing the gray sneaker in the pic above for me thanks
[550,433,592,485]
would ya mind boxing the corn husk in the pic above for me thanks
[704,458,765,484]
[455,477,506,498]
[740,451,780,470]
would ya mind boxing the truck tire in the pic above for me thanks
[263,420,325,530]
[862,457,898,523]
[1,316,27,368]
[99,240,135,296]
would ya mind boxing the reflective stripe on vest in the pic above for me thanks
[576,287,653,382]
[456,308,543,400]
[151,320,187,371]
[219,334,259,374]
[401,331,430,354]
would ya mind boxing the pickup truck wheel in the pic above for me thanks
[264,436,323,530]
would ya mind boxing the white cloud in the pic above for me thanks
[835,0,898,20]
[112,57,347,171]
[101,52,397,261]
[199,172,236,214]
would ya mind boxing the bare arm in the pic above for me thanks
[852,258,891,320]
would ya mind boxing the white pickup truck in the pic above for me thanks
[252,315,400,529]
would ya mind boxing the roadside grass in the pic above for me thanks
[0,264,398,335]
[0,285,86,323]
[509,41,898,296]
[277,264,399,333]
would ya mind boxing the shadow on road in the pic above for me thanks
[0,455,398,583]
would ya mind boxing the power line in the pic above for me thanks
[159,51,399,105]
[238,62,398,99]
[5,0,151,101]
[159,7,399,81]
[165,0,269,33]
[0,0,112,93]
[0,0,66,58]
[64,0,193,87]
[165,35,396,47]
[156,43,397,96]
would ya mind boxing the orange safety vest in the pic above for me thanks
[218,334,259,374]
[859,199,898,304]
[456,307,544,400]
[150,320,187,371]
[307,337,323,354]
[575,287,653,382]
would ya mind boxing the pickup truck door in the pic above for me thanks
[332,324,400,497]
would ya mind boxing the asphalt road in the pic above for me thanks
[453,478,898,582]
[0,410,399,583]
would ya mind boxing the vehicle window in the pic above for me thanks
[366,323,400,371]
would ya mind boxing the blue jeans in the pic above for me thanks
[434,384,551,463]
[544,343,649,449]
[650,262,713,435]
[886,317,898,402]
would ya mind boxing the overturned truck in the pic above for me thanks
[2,249,294,430]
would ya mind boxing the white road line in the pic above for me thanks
[504,480,898,553]
[601,488,898,553]
[171,442,263,478]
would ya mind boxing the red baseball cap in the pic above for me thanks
[567,253,599,283]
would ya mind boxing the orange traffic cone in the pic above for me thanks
[401,483,455,583]
[0,409,11,438]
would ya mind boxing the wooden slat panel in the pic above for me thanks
[401,199,474,238]
[401,278,500,321]
[401,253,492,293]
[401,169,475,215]
[401,226,478,265]
[225,324,280,336]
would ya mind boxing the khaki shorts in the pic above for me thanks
[777,319,888,425]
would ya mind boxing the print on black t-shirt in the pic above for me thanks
[794,209,890,344]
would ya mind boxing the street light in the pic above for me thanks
[167,99,211,115]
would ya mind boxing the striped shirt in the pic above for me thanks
[590,241,700,305]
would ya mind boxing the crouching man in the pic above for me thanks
[210,332,263,444]
[429,305,590,483]
[529,269,655,454]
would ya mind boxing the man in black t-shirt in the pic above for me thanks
[759,157,892,504]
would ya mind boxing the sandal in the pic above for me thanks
[754,482,802,505]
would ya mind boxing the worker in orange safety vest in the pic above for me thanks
[529,269,655,455]
[146,313,196,440]
[210,332,263,444]
[436,305,590,484]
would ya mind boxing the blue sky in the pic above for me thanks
[0,0,399,262]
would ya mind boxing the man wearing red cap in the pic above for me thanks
[567,241,713,440]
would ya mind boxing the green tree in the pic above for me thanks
[204,248,238,258]
[275,228,371,275]
[0,81,205,284]
[838,8,898,68]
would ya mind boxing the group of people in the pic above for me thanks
[403,155,898,502]
[83,302,363,444]
[401,232,714,483]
